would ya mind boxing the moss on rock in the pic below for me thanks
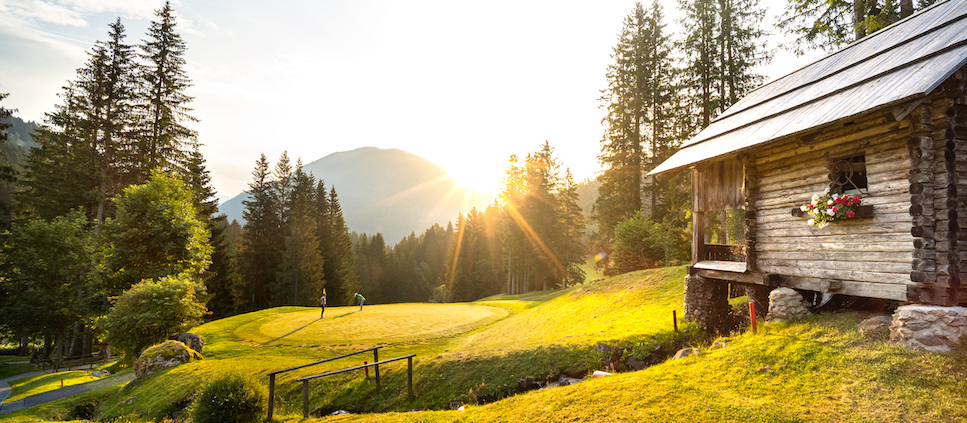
[134,340,203,379]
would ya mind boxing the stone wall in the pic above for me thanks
[683,275,731,334]
[890,305,967,353]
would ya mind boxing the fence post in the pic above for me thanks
[374,348,381,390]
[302,380,310,419]
[407,356,413,397]
[267,374,275,420]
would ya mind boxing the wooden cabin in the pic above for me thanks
[650,0,967,309]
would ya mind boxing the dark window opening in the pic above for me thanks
[830,154,867,194]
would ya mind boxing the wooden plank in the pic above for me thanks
[759,264,912,284]
[786,276,911,301]
[757,258,911,274]
[757,250,912,263]
[693,260,748,273]
[756,240,913,253]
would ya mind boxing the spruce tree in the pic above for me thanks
[595,1,680,244]
[778,0,931,54]
[325,187,359,303]
[138,0,197,176]
[22,19,139,230]
[241,154,282,309]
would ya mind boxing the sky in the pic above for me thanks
[0,0,818,203]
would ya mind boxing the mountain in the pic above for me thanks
[219,147,496,243]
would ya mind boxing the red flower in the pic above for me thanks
[846,210,855,218]
[832,206,838,213]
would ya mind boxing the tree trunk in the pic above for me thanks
[854,0,867,41]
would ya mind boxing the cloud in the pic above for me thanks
[0,0,88,26]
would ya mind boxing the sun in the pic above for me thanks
[444,161,503,196]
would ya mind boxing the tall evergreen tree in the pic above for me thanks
[595,1,680,244]
[324,187,359,303]
[23,20,139,230]
[240,154,282,309]
[138,0,197,176]
[274,165,324,306]
[0,89,17,228]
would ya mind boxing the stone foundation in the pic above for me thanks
[683,275,731,334]
[890,305,967,353]
[766,287,810,322]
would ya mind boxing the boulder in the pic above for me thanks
[174,332,204,354]
[859,315,892,340]
[673,348,700,360]
[890,305,967,353]
[134,340,203,379]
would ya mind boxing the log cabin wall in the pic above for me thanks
[909,67,967,305]
[751,109,915,301]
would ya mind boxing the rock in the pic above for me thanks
[90,370,111,378]
[673,348,700,360]
[174,333,204,354]
[767,288,811,322]
[517,377,541,392]
[711,339,728,349]
[591,370,612,378]
[543,376,583,389]
[859,315,892,339]
[134,340,203,379]
[329,410,350,416]
[890,305,967,353]
[449,401,465,410]
[625,356,647,370]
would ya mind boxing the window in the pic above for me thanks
[829,154,867,194]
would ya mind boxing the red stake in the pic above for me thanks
[61,378,64,388]
[750,301,758,334]
[364,361,369,377]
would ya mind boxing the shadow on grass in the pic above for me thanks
[262,319,322,345]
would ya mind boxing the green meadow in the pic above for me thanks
[4,266,967,422]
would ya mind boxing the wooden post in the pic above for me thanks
[750,301,757,334]
[267,374,276,420]
[407,356,413,397]
[374,348,381,391]
[691,167,705,265]
[673,310,678,332]
[302,380,309,419]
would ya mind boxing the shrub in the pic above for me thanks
[101,275,207,361]
[191,372,267,423]
[609,211,688,275]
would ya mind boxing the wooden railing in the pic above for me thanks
[296,354,415,419]
[702,243,746,262]
[266,347,382,420]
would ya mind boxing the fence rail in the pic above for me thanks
[297,354,416,419]
[266,346,382,420]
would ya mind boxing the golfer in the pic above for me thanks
[354,292,366,311]
[320,292,327,318]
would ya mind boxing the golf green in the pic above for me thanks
[232,303,508,347]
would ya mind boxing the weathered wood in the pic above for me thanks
[789,276,910,301]
[760,264,912,284]
[757,258,910,274]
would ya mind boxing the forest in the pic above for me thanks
[0,0,929,363]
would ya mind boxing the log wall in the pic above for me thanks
[751,110,915,301]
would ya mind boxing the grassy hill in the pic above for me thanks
[5,266,967,422]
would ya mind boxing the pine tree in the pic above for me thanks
[0,89,17,228]
[559,169,586,287]
[138,0,197,176]
[185,147,240,317]
[22,19,139,231]
[274,165,324,306]
[595,2,680,243]
[324,187,359,303]
[778,0,932,54]
[240,154,282,309]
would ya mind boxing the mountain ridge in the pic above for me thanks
[219,147,495,242]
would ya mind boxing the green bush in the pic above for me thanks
[101,274,207,360]
[191,372,267,423]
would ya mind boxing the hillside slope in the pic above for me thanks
[6,267,967,422]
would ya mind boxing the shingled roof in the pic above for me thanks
[649,0,967,175]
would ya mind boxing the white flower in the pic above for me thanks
[807,219,815,226]
[826,209,835,216]
[800,205,808,212]
[827,199,834,206]
[812,194,820,202]
[832,193,839,200]
[824,187,831,194]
